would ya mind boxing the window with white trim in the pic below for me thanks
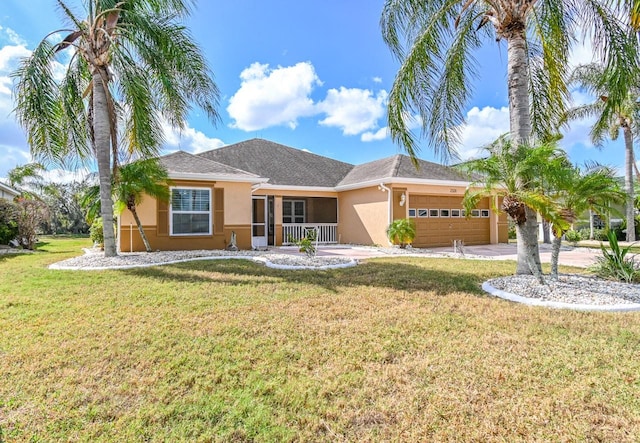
[481,209,490,218]
[429,209,439,217]
[418,209,428,217]
[451,209,461,217]
[170,187,211,235]
[440,209,450,217]
[471,209,480,217]
[408,209,416,218]
[283,200,305,224]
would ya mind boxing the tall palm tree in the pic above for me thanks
[460,137,568,282]
[565,63,639,242]
[546,163,624,279]
[13,0,220,257]
[113,159,170,252]
[381,0,637,275]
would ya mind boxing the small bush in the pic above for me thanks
[0,198,20,244]
[386,218,416,248]
[577,228,591,240]
[508,223,516,240]
[90,217,105,249]
[592,229,608,241]
[564,229,582,243]
[590,230,639,283]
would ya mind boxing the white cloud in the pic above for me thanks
[373,76,382,83]
[317,87,388,135]
[456,106,510,159]
[161,120,225,154]
[361,127,388,142]
[227,61,321,131]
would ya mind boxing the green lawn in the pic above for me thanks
[1,238,639,442]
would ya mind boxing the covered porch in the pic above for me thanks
[251,194,338,248]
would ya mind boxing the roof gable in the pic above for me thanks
[338,154,472,187]
[197,138,354,187]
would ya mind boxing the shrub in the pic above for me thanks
[288,228,317,259]
[590,230,639,283]
[15,198,49,250]
[386,218,416,248]
[564,229,582,243]
[90,217,105,249]
[592,229,608,241]
[0,198,20,244]
[508,223,516,240]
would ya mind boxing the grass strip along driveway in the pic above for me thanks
[1,237,639,441]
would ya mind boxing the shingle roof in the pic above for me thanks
[338,154,472,187]
[197,138,354,187]
[159,151,261,181]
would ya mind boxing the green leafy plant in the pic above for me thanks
[89,218,105,249]
[386,218,416,248]
[591,230,638,283]
[0,198,20,245]
[564,229,583,243]
[289,229,317,259]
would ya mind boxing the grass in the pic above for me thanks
[1,237,639,442]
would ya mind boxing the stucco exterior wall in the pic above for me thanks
[338,186,389,246]
[118,179,253,252]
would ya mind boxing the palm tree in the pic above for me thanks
[113,159,170,252]
[13,0,220,257]
[565,63,639,242]
[6,163,46,199]
[546,163,624,279]
[380,0,637,275]
[460,137,568,282]
[82,159,171,253]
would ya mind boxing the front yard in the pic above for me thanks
[1,238,639,441]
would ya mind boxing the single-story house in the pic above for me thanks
[0,182,20,200]
[118,138,508,252]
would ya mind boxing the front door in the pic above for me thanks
[252,196,268,249]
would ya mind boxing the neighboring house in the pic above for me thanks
[118,139,508,252]
[0,182,19,200]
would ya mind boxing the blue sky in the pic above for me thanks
[0,0,626,180]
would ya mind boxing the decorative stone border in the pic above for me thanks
[482,281,640,312]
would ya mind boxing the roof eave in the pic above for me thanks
[168,172,268,183]
[335,177,474,191]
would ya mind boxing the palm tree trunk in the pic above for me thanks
[129,204,152,253]
[93,71,117,257]
[589,209,595,240]
[624,126,636,242]
[507,33,541,275]
[550,234,563,280]
[515,221,544,284]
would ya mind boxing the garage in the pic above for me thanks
[408,194,491,247]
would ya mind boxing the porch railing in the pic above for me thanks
[283,223,338,244]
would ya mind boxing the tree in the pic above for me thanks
[13,0,220,257]
[15,198,50,250]
[380,0,637,275]
[6,162,46,199]
[565,63,639,242]
[113,159,170,252]
[547,163,624,279]
[460,137,568,282]
[82,159,171,252]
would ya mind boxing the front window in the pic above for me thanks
[170,187,211,235]
[283,200,305,224]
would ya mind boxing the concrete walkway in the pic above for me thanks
[275,243,605,268]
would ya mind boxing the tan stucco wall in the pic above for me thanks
[118,179,253,252]
[338,186,389,246]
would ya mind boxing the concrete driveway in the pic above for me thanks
[276,243,605,268]
[429,243,603,268]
